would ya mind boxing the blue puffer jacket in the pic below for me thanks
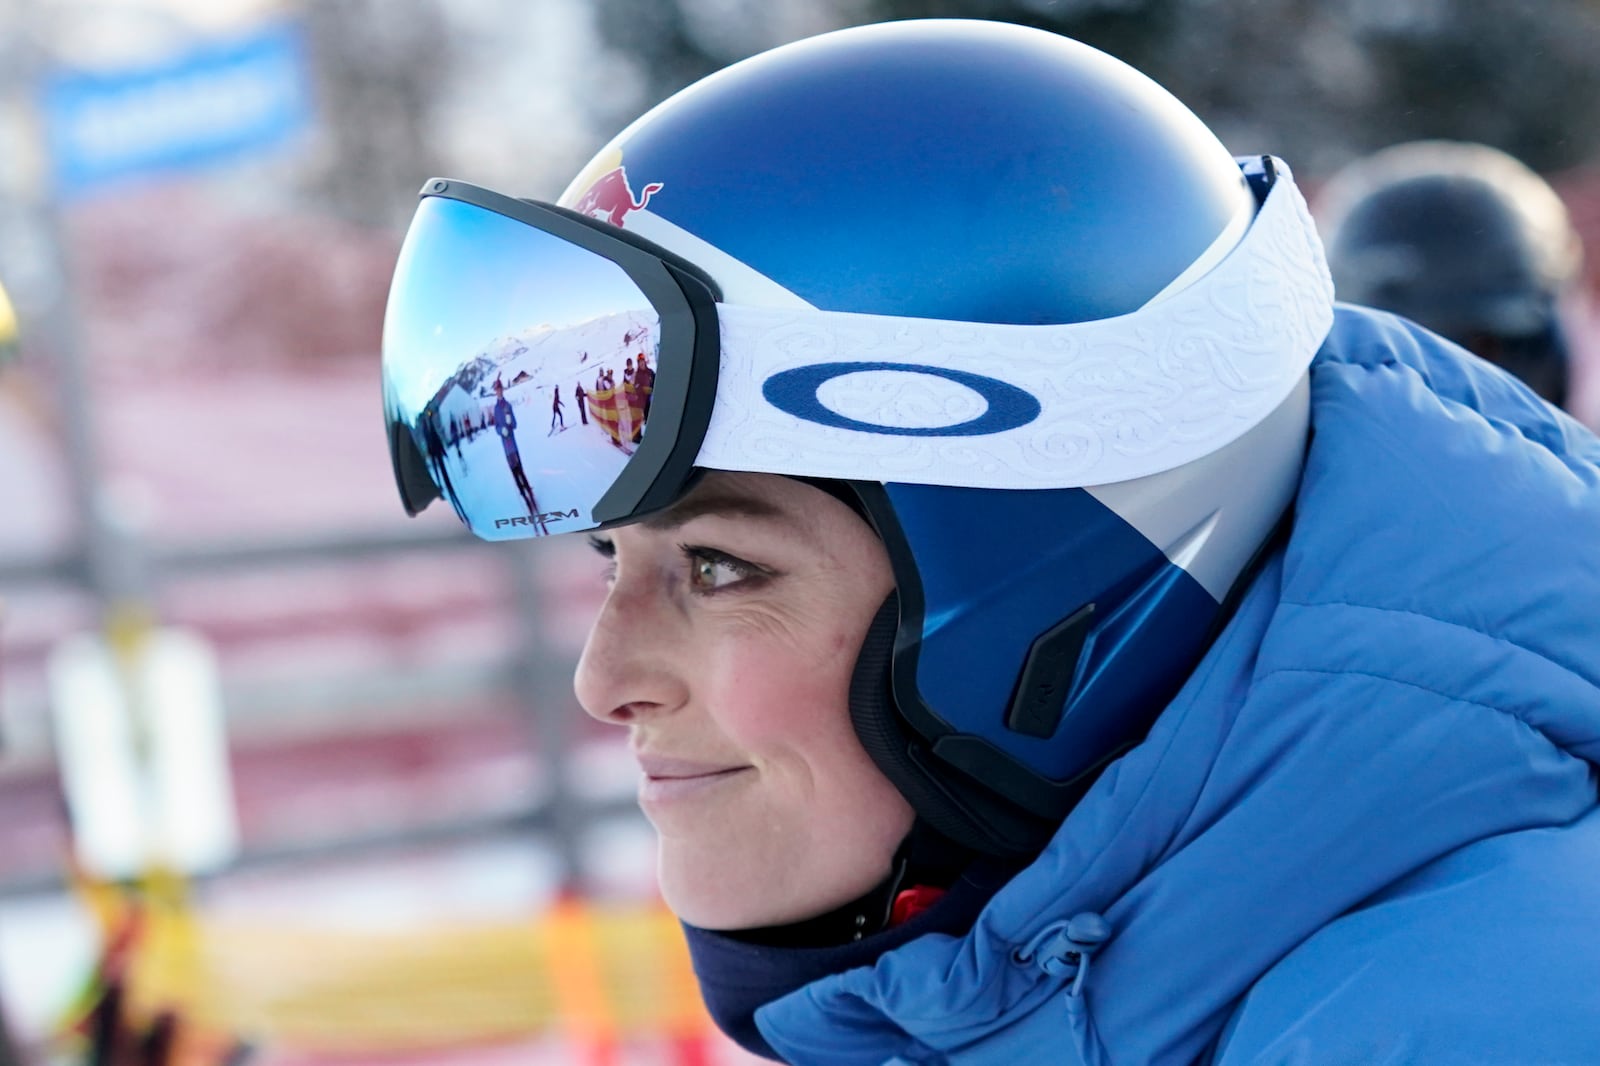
[756,305,1600,1064]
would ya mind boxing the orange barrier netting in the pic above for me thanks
[62,876,714,1065]
[586,385,650,451]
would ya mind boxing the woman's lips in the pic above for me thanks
[634,753,745,779]
[634,755,753,809]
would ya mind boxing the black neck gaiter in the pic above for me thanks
[679,859,1013,1060]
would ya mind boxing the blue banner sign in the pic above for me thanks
[41,22,313,199]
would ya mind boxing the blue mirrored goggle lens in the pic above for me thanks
[383,197,663,539]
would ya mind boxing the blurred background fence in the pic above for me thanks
[0,0,1596,1062]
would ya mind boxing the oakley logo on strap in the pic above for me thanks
[761,362,1041,437]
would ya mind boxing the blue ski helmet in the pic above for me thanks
[1318,140,1582,407]
[387,19,1333,857]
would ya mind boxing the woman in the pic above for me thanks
[381,20,1600,1064]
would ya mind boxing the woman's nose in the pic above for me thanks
[573,580,685,726]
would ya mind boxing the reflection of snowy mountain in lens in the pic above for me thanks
[489,309,656,383]
[448,354,500,398]
[426,309,659,536]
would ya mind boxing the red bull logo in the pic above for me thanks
[571,166,663,228]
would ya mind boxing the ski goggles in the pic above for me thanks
[382,159,1334,541]
[383,179,719,539]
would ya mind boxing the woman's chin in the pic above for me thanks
[658,857,784,930]
[656,843,816,930]
[656,841,891,932]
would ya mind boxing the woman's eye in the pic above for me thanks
[684,547,759,592]
[587,535,617,582]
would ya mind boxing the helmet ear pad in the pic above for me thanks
[848,592,1060,857]
[839,374,1311,859]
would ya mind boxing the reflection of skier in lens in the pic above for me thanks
[420,406,457,505]
[623,359,644,444]
[635,350,654,421]
[550,385,566,433]
[615,366,636,451]
[493,377,545,531]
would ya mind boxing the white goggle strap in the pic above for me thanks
[693,158,1334,490]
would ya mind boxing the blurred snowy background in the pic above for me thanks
[0,0,1597,1061]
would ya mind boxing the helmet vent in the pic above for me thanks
[1005,603,1095,739]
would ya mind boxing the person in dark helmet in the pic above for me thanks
[419,404,457,505]
[1317,139,1585,409]
[381,20,1600,1064]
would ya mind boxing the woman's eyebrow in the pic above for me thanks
[640,492,789,532]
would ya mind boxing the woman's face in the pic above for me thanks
[574,472,915,930]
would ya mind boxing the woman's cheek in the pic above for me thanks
[718,647,831,746]
[698,592,862,743]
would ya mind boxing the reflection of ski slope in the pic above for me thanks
[438,399,633,538]
[430,308,657,538]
